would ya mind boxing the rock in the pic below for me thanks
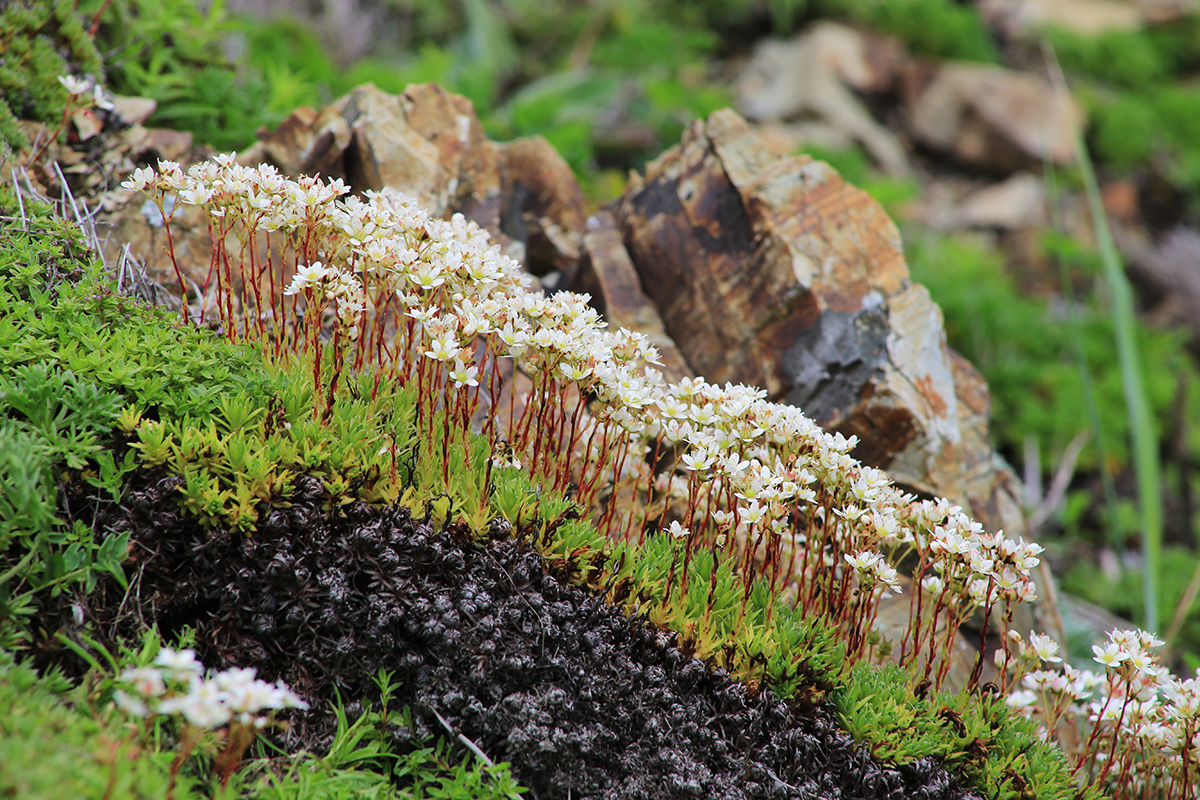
[242,84,589,293]
[613,108,1024,535]
[1134,0,1197,23]
[498,136,587,287]
[735,22,911,175]
[1128,226,1200,340]
[245,83,504,228]
[140,128,195,163]
[923,172,1048,231]
[901,61,1081,174]
[573,210,693,383]
[978,0,1143,36]
[958,172,1046,230]
[336,83,503,227]
[110,95,157,127]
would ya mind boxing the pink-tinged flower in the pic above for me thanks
[120,666,166,698]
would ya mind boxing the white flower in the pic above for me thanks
[153,647,203,680]
[113,690,150,718]
[873,562,902,593]
[967,550,994,575]
[560,362,592,382]
[214,666,257,692]
[740,500,768,525]
[57,74,91,96]
[1006,689,1038,714]
[710,509,733,528]
[449,359,479,387]
[1028,632,1062,664]
[175,678,233,729]
[667,520,689,539]
[92,85,114,111]
[120,666,166,698]
[680,450,714,472]
[844,551,882,572]
[425,336,460,362]
[1093,642,1129,669]
[121,167,156,193]
[283,262,330,295]
[410,261,445,291]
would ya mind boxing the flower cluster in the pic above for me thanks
[112,647,308,791]
[126,158,1195,798]
[1003,629,1198,798]
[114,647,308,729]
[57,74,114,111]
[24,74,115,166]
[124,155,1053,677]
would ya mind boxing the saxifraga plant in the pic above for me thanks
[120,154,1200,798]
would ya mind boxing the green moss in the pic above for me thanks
[1045,26,1170,90]
[817,0,998,62]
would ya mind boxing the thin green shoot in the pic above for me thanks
[1045,43,1164,633]
[1042,164,1125,557]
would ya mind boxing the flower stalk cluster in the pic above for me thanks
[113,647,307,796]
[1003,629,1198,798]
[125,158,1195,798]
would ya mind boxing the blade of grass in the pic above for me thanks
[1042,165,1125,557]
[1045,43,1164,633]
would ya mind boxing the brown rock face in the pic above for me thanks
[246,84,588,280]
[498,136,587,285]
[335,82,502,227]
[596,108,1023,534]
[574,210,693,383]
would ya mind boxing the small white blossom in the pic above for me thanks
[153,648,203,680]
[57,74,91,96]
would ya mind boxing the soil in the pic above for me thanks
[56,471,980,800]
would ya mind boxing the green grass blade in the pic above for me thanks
[1043,166,1125,557]
[1066,86,1164,634]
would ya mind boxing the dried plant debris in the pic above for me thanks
[85,472,977,800]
